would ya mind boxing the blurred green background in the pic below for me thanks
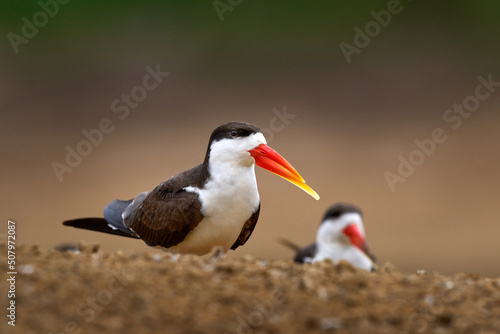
[1,1,500,276]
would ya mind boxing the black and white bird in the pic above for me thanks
[280,203,376,271]
[63,121,319,255]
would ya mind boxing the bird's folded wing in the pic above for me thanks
[231,205,260,250]
[124,181,204,248]
[294,243,317,263]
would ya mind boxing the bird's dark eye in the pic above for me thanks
[230,129,238,137]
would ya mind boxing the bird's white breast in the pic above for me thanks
[313,243,373,270]
[172,161,260,255]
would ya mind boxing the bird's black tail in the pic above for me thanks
[63,218,139,239]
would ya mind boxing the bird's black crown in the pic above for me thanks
[209,121,262,143]
[322,203,363,222]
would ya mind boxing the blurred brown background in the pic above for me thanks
[1,1,499,276]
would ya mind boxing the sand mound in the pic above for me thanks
[2,243,499,334]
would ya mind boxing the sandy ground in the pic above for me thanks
[2,243,500,334]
